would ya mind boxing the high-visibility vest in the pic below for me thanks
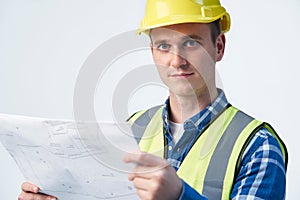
[128,105,288,199]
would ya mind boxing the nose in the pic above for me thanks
[170,48,187,69]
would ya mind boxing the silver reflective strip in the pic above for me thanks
[203,111,253,199]
[131,105,162,143]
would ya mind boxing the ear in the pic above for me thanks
[215,33,226,62]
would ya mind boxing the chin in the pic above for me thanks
[170,88,198,97]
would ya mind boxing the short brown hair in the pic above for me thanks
[209,19,221,46]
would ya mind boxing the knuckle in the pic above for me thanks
[153,170,165,182]
[147,180,160,195]
[152,180,161,191]
[153,173,163,183]
[138,152,147,161]
[133,179,139,188]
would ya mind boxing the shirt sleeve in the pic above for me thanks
[179,180,208,200]
[230,128,286,199]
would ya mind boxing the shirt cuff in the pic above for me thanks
[179,180,208,200]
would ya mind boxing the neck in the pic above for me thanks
[169,88,218,123]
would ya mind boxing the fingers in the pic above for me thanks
[128,164,166,180]
[124,152,171,182]
[21,182,39,193]
[124,152,183,199]
[131,177,150,191]
[19,182,57,200]
[123,152,168,167]
[18,192,57,200]
[129,171,181,200]
[135,189,149,200]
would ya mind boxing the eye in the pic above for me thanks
[184,39,198,47]
[157,43,171,51]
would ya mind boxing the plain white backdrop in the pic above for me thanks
[0,0,299,199]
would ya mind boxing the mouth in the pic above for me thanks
[169,72,194,78]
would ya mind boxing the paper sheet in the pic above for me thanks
[0,113,139,200]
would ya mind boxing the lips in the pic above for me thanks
[169,72,194,78]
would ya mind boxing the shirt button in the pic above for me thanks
[168,146,172,151]
[177,148,180,152]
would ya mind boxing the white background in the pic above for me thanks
[1,0,299,199]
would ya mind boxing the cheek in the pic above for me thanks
[154,64,170,87]
[188,51,215,71]
[152,51,169,67]
[156,65,168,81]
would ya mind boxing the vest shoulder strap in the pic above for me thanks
[201,109,256,199]
[129,105,162,143]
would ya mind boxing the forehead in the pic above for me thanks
[150,23,211,41]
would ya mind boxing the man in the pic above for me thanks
[19,0,288,199]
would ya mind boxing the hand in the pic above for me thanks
[18,182,57,200]
[123,152,182,200]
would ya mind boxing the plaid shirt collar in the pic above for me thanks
[162,89,229,132]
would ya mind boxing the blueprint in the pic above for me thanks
[0,113,139,200]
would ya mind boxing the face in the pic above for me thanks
[150,23,225,99]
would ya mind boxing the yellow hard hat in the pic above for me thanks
[137,0,231,35]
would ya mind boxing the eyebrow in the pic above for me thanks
[181,34,204,41]
[152,34,204,45]
[152,39,169,46]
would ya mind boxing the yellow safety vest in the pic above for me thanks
[128,105,288,199]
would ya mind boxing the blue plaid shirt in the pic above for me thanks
[162,90,286,199]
